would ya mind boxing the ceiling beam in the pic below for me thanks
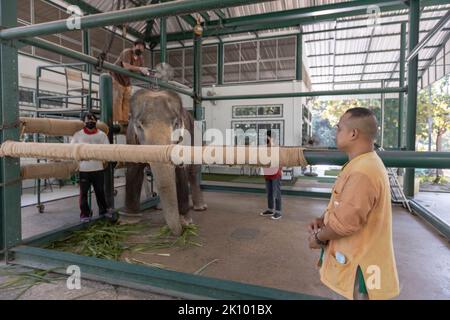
[61,0,144,40]
[149,0,449,42]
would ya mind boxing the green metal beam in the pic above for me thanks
[202,184,332,199]
[214,9,226,20]
[218,41,224,85]
[307,47,439,58]
[193,32,203,121]
[404,0,421,197]
[202,87,407,101]
[0,0,21,255]
[309,60,431,69]
[61,0,144,40]
[301,14,446,37]
[304,27,450,43]
[160,17,167,63]
[181,15,197,27]
[398,22,406,149]
[296,33,302,81]
[100,74,114,209]
[200,12,211,22]
[310,70,424,77]
[409,199,450,240]
[149,0,450,43]
[407,10,450,62]
[10,246,323,300]
[305,150,450,169]
[0,0,270,40]
[19,37,194,97]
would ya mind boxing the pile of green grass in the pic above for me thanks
[46,221,201,260]
[0,267,65,300]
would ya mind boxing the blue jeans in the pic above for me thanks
[265,177,281,212]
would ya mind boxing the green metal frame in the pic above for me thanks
[1,0,449,299]
[0,0,21,256]
[0,0,268,40]
[404,0,421,197]
[398,22,406,149]
[148,0,450,42]
[100,74,114,208]
[9,245,323,300]
[409,199,450,240]
[160,17,167,64]
[202,87,407,101]
[20,37,194,97]
[296,33,302,81]
[61,0,144,40]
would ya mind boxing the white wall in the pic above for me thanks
[202,80,307,147]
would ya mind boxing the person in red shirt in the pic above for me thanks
[260,130,282,220]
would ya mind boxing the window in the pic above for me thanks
[153,45,218,86]
[232,121,283,146]
[232,105,283,118]
[224,36,296,83]
[19,87,34,106]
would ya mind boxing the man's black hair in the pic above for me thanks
[344,107,378,140]
[81,112,97,122]
[344,107,376,119]
[134,39,146,47]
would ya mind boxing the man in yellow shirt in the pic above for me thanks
[307,107,400,300]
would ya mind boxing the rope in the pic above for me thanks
[0,141,310,167]
[95,0,122,72]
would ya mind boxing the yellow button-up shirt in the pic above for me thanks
[319,151,400,300]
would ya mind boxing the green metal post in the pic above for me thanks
[202,87,406,100]
[99,74,114,209]
[82,29,92,110]
[194,31,203,185]
[0,0,21,256]
[296,32,303,81]
[404,0,420,197]
[193,34,203,121]
[218,41,224,85]
[160,17,167,64]
[399,22,406,148]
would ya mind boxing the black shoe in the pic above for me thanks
[260,209,274,217]
[271,212,282,220]
[101,208,118,222]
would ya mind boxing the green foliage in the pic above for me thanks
[312,97,399,148]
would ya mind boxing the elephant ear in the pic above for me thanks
[175,166,190,216]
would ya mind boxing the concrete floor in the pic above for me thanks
[415,191,450,226]
[8,186,450,300]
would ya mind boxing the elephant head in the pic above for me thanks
[125,89,206,236]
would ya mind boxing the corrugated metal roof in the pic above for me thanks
[48,0,450,90]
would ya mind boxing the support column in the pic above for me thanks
[296,32,303,81]
[218,40,223,85]
[160,17,167,64]
[83,29,92,110]
[404,0,420,197]
[0,1,21,256]
[399,22,406,148]
[100,74,114,209]
[193,32,203,121]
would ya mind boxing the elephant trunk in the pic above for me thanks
[150,162,183,236]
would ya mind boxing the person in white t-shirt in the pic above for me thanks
[71,112,112,222]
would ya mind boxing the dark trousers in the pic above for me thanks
[79,170,108,217]
[265,177,282,212]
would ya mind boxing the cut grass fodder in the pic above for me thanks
[45,220,201,261]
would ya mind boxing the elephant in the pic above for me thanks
[123,89,207,236]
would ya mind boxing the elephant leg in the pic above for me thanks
[151,162,183,236]
[124,163,145,213]
[189,164,207,211]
